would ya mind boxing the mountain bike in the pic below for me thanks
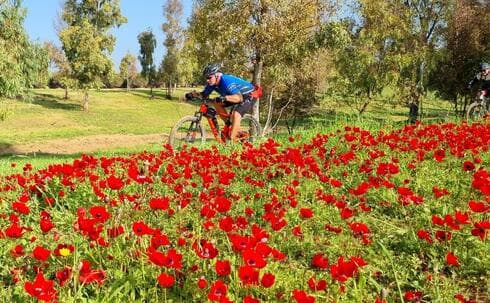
[466,89,490,121]
[168,97,262,149]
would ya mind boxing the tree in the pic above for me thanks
[186,0,334,124]
[45,41,74,99]
[138,30,157,99]
[119,53,138,91]
[0,0,49,97]
[321,0,413,116]
[161,0,184,98]
[428,0,490,115]
[396,0,452,116]
[59,0,127,111]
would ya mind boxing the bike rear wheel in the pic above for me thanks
[466,102,486,121]
[235,114,262,143]
[168,116,206,149]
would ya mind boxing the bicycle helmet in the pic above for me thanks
[480,62,490,71]
[202,63,222,77]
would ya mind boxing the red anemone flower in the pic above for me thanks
[79,260,106,285]
[89,206,111,223]
[149,196,170,211]
[404,290,423,301]
[446,251,459,267]
[308,276,327,291]
[33,246,51,262]
[215,260,231,277]
[311,253,329,270]
[106,175,124,190]
[471,220,490,240]
[157,272,175,288]
[462,161,475,171]
[238,265,259,285]
[292,289,315,303]
[260,272,275,288]
[208,280,228,302]
[468,201,489,213]
[242,249,267,268]
[10,244,24,258]
[299,208,314,219]
[24,272,57,302]
[55,266,72,286]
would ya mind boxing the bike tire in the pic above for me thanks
[168,116,207,149]
[466,102,486,121]
[236,114,262,143]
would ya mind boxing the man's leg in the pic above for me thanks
[212,102,228,122]
[230,110,242,142]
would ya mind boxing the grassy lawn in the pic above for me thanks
[0,88,197,146]
[0,87,462,175]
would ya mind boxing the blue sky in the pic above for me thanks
[23,0,192,71]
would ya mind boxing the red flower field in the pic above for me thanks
[0,121,488,302]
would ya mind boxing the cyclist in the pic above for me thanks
[468,62,490,93]
[185,63,256,142]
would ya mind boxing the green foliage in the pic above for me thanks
[186,0,333,125]
[119,53,138,90]
[59,0,127,110]
[137,30,157,82]
[428,1,490,103]
[160,0,184,98]
[0,0,49,97]
[60,20,113,89]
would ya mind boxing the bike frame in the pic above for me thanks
[196,100,238,144]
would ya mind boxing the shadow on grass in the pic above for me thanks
[128,89,182,102]
[24,93,81,111]
[0,142,85,158]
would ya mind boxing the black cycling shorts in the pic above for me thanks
[223,95,254,117]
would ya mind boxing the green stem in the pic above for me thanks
[379,242,405,303]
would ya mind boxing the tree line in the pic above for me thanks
[0,0,489,122]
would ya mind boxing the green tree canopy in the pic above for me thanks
[160,0,184,98]
[138,30,157,98]
[0,0,49,97]
[119,52,138,91]
[186,0,335,123]
[59,0,127,110]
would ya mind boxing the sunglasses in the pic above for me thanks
[206,75,214,80]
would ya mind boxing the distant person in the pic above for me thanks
[468,62,490,93]
[185,63,261,142]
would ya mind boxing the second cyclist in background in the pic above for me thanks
[468,62,490,99]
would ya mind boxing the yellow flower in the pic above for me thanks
[59,248,71,257]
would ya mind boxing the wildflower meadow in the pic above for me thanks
[0,121,489,303]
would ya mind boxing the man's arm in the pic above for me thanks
[222,94,243,103]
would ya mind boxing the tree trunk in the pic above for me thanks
[252,56,263,122]
[126,76,130,91]
[64,87,69,100]
[82,90,89,111]
[167,81,172,98]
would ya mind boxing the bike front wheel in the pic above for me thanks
[466,102,486,121]
[168,116,207,149]
[235,114,262,144]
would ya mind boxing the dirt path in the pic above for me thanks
[0,133,167,156]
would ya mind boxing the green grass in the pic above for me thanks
[0,87,462,176]
[0,88,197,146]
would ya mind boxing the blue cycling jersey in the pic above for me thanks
[202,74,254,97]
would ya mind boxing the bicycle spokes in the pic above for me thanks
[185,122,200,142]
